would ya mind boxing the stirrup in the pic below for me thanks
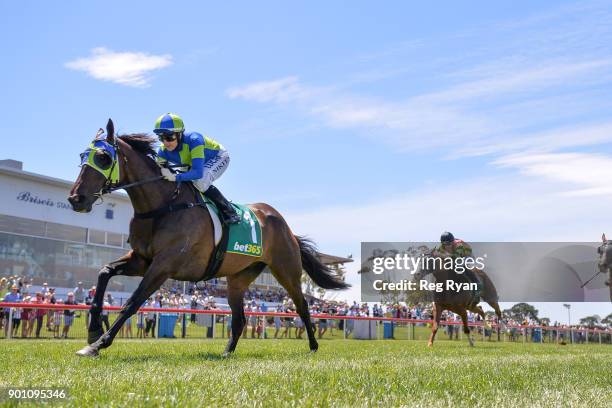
[222,211,241,224]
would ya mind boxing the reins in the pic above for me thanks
[93,138,202,219]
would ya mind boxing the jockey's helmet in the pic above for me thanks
[154,113,185,140]
[440,231,455,244]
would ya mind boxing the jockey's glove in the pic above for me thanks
[161,168,176,182]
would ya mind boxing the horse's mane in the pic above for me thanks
[118,134,157,156]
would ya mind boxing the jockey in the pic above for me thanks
[436,232,473,259]
[435,231,480,287]
[154,113,241,224]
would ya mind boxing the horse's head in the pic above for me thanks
[597,233,612,272]
[68,119,119,213]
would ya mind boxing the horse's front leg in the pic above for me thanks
[87,251,148,344]
[428,303,442,347]
[77,259,171,357]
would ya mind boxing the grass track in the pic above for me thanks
[0,339,610,407]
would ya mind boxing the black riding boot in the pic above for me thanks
[204,185,241,224]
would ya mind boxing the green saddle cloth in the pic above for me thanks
[202,196,263,257]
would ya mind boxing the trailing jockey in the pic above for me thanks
[154,113,241,224]
[434,231,481,304]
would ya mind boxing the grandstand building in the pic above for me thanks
[0,159,351,296]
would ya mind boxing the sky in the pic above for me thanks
[2,1,612,324]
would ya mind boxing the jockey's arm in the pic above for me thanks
[175,136,205,182]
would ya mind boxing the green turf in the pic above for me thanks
[0,339,610,407]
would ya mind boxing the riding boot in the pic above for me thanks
[204,185,241,224]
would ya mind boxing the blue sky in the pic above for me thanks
[2,1,612,323]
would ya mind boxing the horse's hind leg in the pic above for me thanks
[223,265,264,356]
[486,300,503,340]
[457,308,474,347]
[468,304,486,321]
[269,258,319,352]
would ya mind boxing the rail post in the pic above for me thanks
[156,312,160,338]
[212,313,216,338]
[7,307,13,339]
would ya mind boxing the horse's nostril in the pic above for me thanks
[68,194,82,204]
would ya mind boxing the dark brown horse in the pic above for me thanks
[414,258,502,347]
[68,119,348,357]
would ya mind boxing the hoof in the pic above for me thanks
[76,345,99,358]
[87,328,104,345]
[427,342,433,348]
[222,351,233,358]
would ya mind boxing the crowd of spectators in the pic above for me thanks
[2,274,611,342]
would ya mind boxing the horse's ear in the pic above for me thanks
[603,233,607,242]
[106,118,115,143]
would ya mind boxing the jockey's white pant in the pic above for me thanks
[193,149,230,193]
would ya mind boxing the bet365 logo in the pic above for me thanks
[233,242,262,256]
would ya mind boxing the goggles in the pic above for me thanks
[154,129,179,142]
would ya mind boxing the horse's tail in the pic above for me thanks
[295,235,350,290]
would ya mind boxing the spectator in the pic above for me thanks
[2,285,22,337]
[53,299,63,338]
[74,282,85,304]
[33,292,46,338]
[101,298,111,332]
[62,292,77,339]
[136,308,145,339]
[145,298,158,338]
[20,295,32,338]
[273,305,282,339]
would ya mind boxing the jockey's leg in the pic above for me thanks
[195,152,240,224]
[204,185,241,224]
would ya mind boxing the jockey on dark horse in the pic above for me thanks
[433,231,481,304]
[154,112,240,224]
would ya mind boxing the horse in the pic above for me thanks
[414,256,503,347]
[68,119,349,357]
[596,233,612,302]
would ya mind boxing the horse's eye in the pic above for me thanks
[93,151,112,169]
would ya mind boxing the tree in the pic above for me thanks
[579,315,600,327]
[600,313,612,327]
[505,303,539,322]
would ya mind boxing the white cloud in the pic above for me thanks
[493,152,612,197]
[65,47,173,88]
[226,76,308,103]
[454,122,612,158]
[225,1,612,155]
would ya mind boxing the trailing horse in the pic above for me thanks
[68,119,348,357]
[596,233,612,302]
[414,256,503,347]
